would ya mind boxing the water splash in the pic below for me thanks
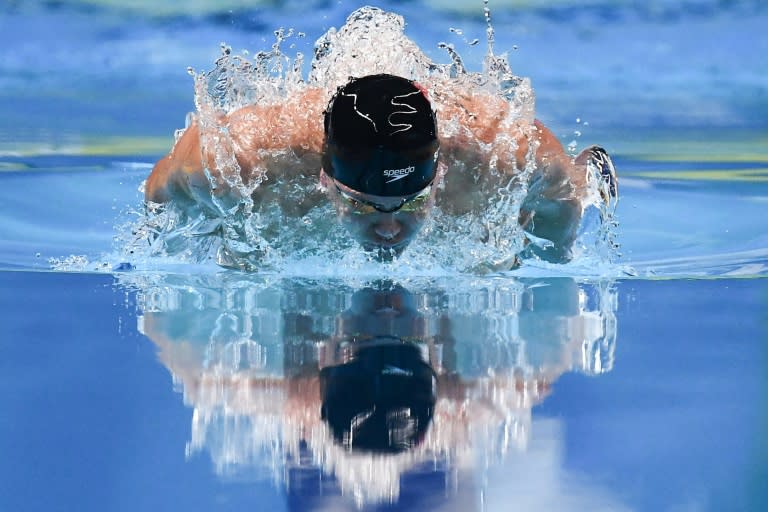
[49,254,92,272]
[576,155,621,264]
[126,6,616,275]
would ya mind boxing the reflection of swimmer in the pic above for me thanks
[136,275,617,507]
[320,339,436,453]
[145,10,618,264]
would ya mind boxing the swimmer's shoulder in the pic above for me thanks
[227,86,326,157]
[427,81,520,168]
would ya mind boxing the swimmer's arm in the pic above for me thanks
[436,91,585,260]
[438,106,586,260]
[145,122,224,208]
[516,121,587,262]
[146,88,325,208]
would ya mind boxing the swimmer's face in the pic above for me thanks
[327,179,434,260]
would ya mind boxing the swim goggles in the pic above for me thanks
[334,180,433,214]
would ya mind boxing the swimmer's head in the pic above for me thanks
[320,339,436,453]
[323,74,439,257]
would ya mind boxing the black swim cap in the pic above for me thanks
[323,74,439,197]
[320,340,436,453]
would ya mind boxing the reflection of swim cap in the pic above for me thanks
[320,339,436,453]
[323,74,439,197]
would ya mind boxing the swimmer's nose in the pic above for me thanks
[373,216,402,240]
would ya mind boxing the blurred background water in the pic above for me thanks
[2,0,767,140]
[0,1,766,511]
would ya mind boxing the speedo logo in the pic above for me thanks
[383,165,415,183]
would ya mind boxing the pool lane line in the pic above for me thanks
[621,167,768,182]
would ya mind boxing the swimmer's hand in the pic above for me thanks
[576,145,618,207]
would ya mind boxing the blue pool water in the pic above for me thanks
[1,1,767,511]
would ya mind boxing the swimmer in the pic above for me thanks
[146,70,617,264]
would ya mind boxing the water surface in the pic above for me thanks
[1,1,766,510]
